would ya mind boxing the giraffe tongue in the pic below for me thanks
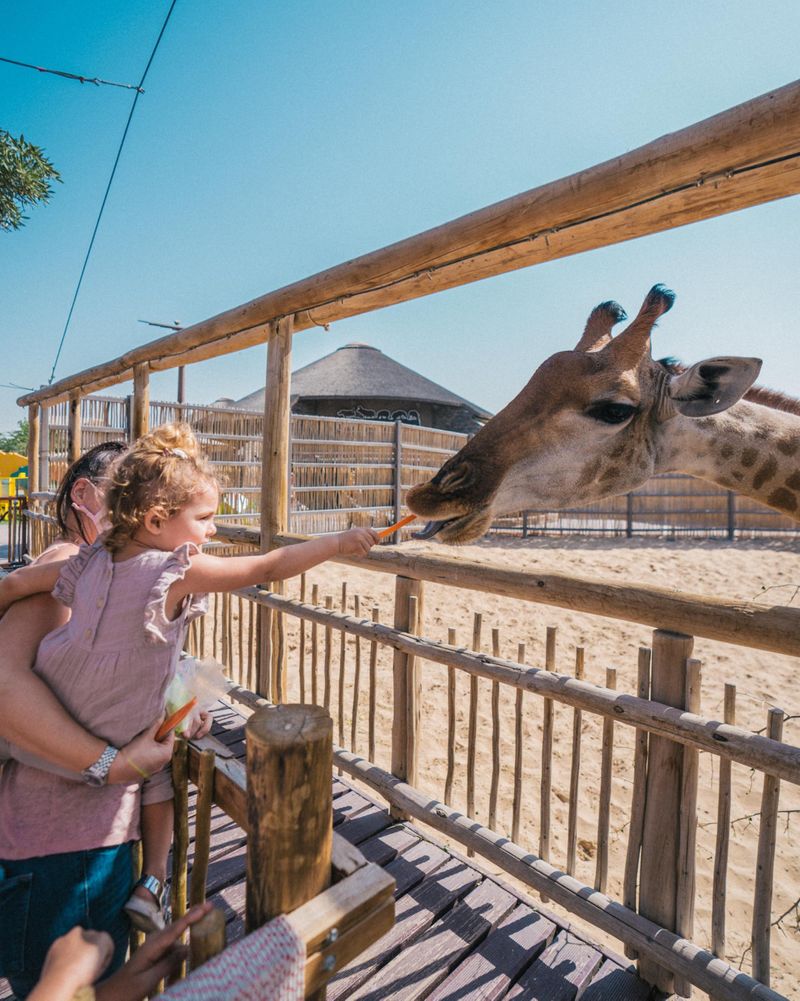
[412,519,452,540]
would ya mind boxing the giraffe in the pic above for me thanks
[407,285,800,543]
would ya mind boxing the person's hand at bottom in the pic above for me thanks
[95,902,213,1001]
[28,927,113,1001]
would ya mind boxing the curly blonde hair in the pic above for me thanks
[104,423,217,553]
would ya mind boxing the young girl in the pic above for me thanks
[0,423,378,992]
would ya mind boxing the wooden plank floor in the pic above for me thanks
[0,702,656,1000]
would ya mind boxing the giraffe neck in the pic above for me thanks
[657,400,800,520]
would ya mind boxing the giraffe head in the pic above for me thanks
[407,285,762,542]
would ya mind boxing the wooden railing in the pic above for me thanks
[178,525,799,1000]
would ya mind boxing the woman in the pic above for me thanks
[0,442,206,998]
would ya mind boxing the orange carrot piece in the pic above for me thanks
[377,513,417,539]
[156,697,198,741]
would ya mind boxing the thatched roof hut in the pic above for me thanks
[227,343,491,433]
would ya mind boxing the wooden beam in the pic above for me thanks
[19,79,800,407]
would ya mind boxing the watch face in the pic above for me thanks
[83,768,105,787]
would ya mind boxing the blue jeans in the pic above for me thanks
[0,843,133,999]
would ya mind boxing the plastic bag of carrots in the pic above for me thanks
[162,655,233,738]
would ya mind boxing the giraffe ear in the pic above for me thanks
[667,356,762,417]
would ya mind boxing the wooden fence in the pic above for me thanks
[178,526,800,1000]
[38,395,800,539]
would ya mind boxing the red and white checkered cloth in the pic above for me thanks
[158,915,305,1001]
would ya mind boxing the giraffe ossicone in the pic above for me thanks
[407,285,799,543]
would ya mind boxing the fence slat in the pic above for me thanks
[712,683,736,961]
[751,707,785,985]
[595,666,616,894]
[566,646,585,877]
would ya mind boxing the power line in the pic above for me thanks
[0,55,144,92]
[48,0,178,385]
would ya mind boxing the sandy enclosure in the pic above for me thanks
[199,536,800,998]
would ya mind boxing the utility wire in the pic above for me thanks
[0,55,144,92]
[48,0,178,385]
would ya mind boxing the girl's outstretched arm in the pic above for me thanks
[172,527,379,605]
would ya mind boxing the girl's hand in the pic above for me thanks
[109,719,175,784]
[184,709,212,740]
[29,927,113,1001]
[95,902,213,1001]
[336,527,380,557]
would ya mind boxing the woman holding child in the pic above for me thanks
[0,425,378,999]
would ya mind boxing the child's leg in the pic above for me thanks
[133,799,173,902]
[124,769,173,932]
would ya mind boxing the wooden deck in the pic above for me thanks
[1,701,657,999]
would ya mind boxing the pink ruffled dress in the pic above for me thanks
[0,539,207,860]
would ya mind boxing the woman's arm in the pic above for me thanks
[170,527,378,610]
[0,559,64,615]
[0,595,173,782]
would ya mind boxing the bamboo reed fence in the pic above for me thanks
[16,77,800,1000]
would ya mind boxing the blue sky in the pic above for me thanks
[1,1,799,434]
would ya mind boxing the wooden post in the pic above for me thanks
[245,704,332,930]
[177,365,186,404]
[258,317,293,700]
[26,404,40,498]
[171,739,190,981]
[726,491,736,540]
[67,392,82,463]
[626,492,634,538]
[39,405,50,493]
[637,629,692,993]
[189,749,216,907]
[189,908,226,971]
[393,420,403,527]
[132,363,150,440]
[674,657,702,998]
[390,576,423,818]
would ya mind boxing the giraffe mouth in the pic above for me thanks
[413,507,494,544]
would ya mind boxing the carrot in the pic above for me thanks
[377,513,417,539]
[156,697,198,741]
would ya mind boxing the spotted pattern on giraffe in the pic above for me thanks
[753,456,778,491]
[741,448,758,468]
[767,487,798,512]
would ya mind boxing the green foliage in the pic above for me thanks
[0,419,29,454]
[0,129,61,232]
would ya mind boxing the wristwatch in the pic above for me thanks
[81,745,119,787]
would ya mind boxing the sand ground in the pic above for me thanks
[206,535,800,998]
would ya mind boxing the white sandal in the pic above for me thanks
[124,874,168,933]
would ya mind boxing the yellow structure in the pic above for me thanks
[0,450,27,518]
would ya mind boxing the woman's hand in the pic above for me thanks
[95,902,213,1001]
[28,927,113,1001]
[336,526,380,557]
[108,718,176,783]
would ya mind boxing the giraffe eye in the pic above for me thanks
[586,401,638,425]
